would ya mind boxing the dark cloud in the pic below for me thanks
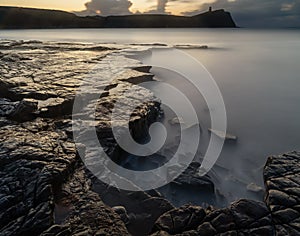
[75,0,133,16]
[182,0,300,27]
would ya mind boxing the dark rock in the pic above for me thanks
[0,98,38,122]
[0,40,168,236]
[151,199,274,235]
[41,168,129,236]
[8,98,38,121]
[0,98,19,116]
[264,151,300,233]
[92,179,174,236]
[153,205,206,234]
[112,206,130,224]
[172,162,214,193]
[0,121,78,235]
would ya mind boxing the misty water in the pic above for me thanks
[1,28,300,206]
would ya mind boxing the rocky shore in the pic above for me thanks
[0,40,299,236]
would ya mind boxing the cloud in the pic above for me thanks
[75,0,133,16]
[74,0,300,27]
[143,0,171,14]
[182,0,300,27]
[157,0,168,12]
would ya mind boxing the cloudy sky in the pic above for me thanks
[0,0,299,27]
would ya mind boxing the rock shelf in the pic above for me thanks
[0,40,299,236]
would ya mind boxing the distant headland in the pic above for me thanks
[0,6,236,29]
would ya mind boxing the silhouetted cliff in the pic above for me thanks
[0,6,236,29]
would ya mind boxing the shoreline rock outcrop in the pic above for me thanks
[0,40,299,236]
[151,152,300,235]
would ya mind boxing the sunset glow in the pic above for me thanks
[0,0,214,15]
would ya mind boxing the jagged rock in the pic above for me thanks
[0,120,78,235]
[152,205,206,234]
[159,162,216,207]
[92,179,174,236]
[264,151,300,235]
[113,206,130,224]
[0,40,165,236]
[41,168,129,236]
[152,152,300,235]
[0,98,18,116]
[0,98,37,121]
[8,98,38,121]
[172,162,214,193]
[151,199,274,235]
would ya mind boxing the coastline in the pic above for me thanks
[0,40,299,235]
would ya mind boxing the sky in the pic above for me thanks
[0,0,299,27]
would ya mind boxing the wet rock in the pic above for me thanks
[159,162,216,207]
[152,199,274,235]
[0,120,78,235]
[0,41,114,103]
[264,151,300,234]
[40,224,71,236]
[0,98,38,121]
[0,40,167,236]
[41,168,130,236]
[0,98,18,116]
[173,162,214,193]
[8,98,38,121]
[152,151,300,235]
[113,206,130,224]
[152,205,206,234]
[92,179,174,236]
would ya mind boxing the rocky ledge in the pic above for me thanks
[0,40,299,236]
[151,151,300,236]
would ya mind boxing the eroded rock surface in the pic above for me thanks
[41,168,129,236]
[0,40,162,235]
[1,40,299,236]
[151,152,300,235]
[0,119,78,235]
[264,151,300,235]
[151,199,274,235]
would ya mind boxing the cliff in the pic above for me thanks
[0,6,236,29]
